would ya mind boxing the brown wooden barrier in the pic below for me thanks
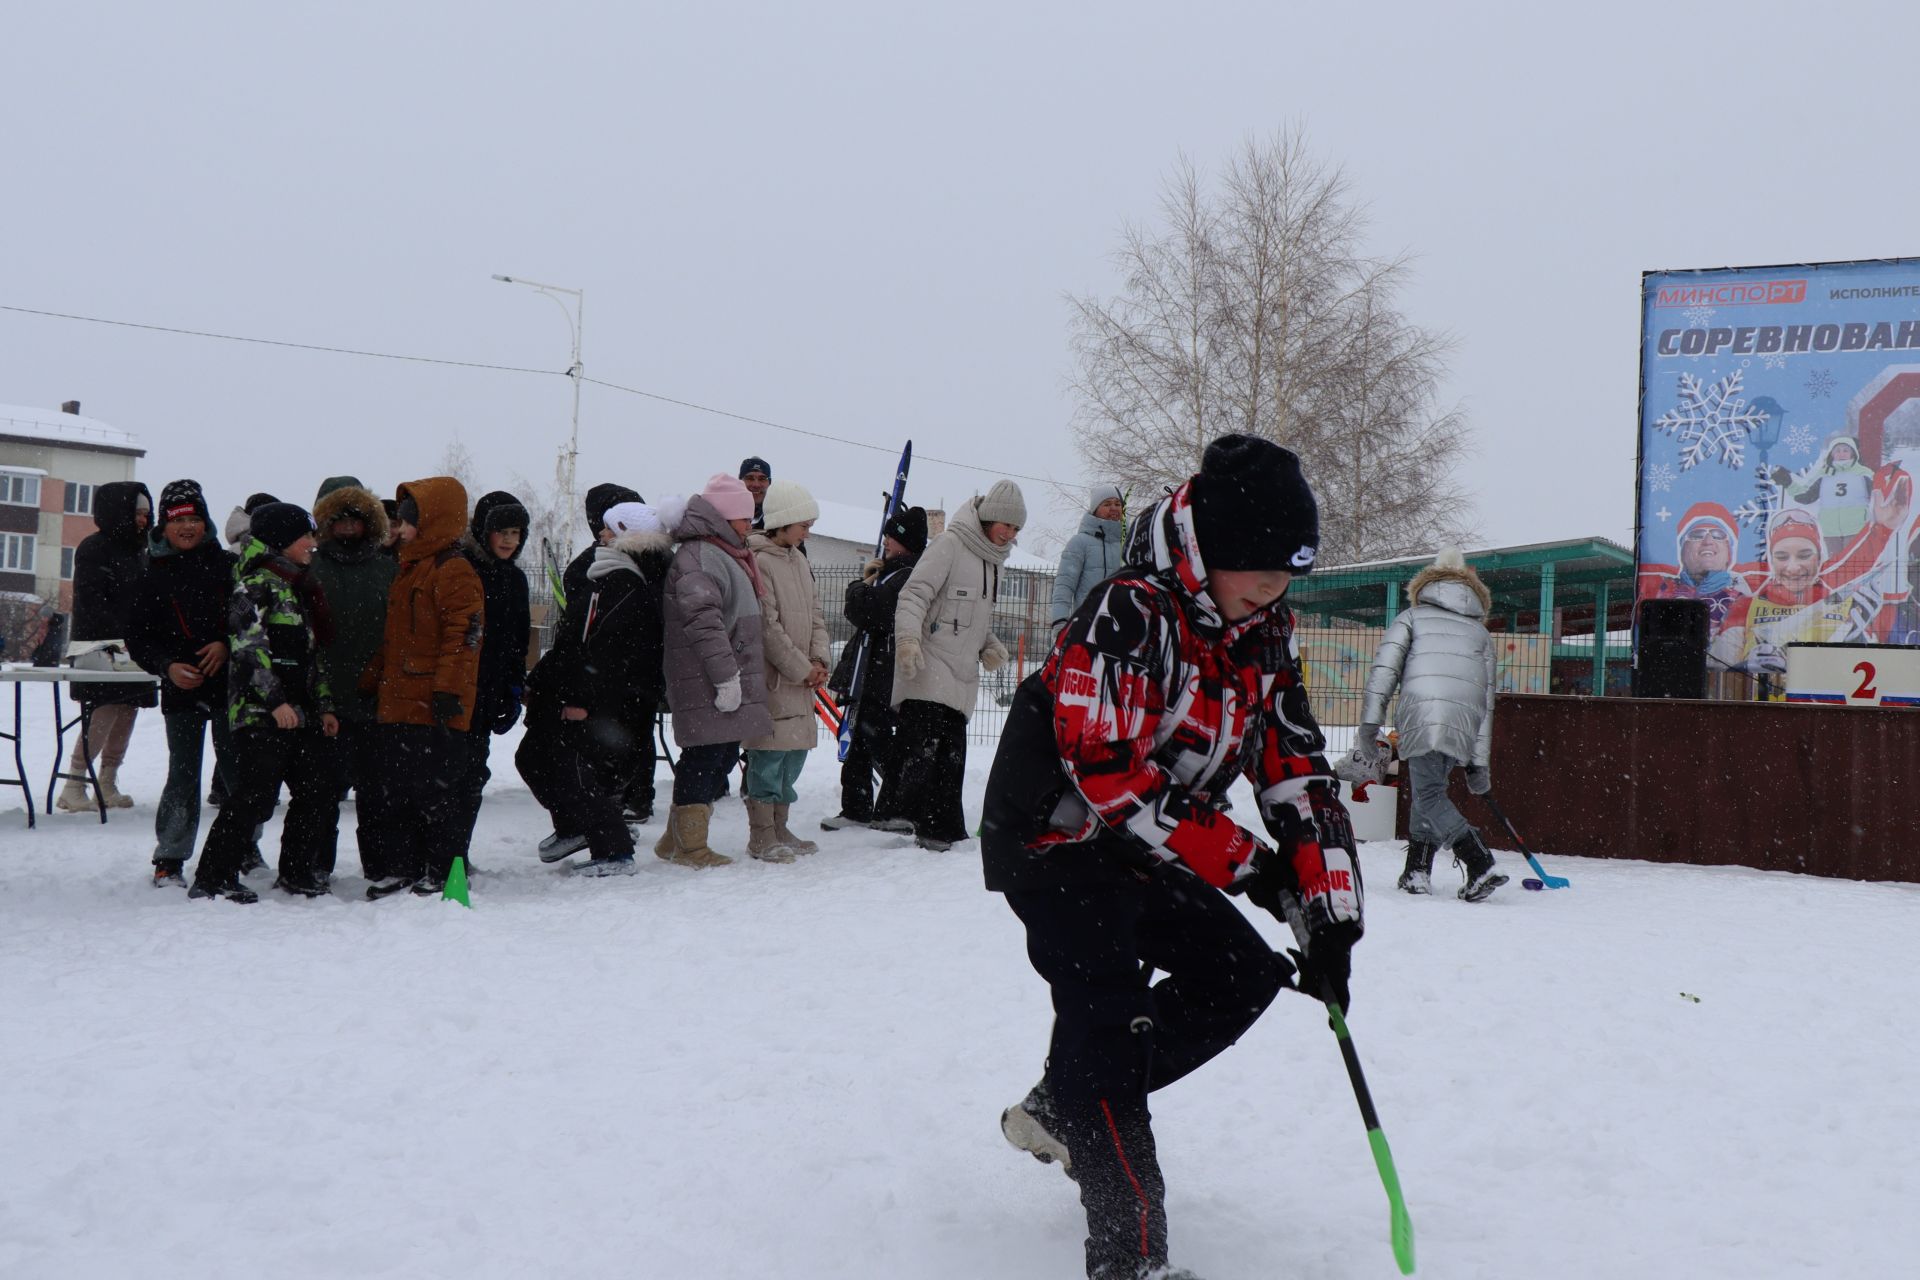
[1393,693,1919,883]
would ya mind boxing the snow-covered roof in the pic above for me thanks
[0,404,142,453]
[810,498,1052,570]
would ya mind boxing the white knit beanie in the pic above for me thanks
[1088,483,1123,512]
[759,479,820,532]
[975,479,1027,528]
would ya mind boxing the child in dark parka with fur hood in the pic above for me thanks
[308,477,397,881]
[1343,547,1508,901]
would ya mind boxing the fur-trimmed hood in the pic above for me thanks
[588,529,675,582]
[313,482,391,548]
[1407,559,1490,618]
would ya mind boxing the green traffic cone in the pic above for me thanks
[442,855,471,908]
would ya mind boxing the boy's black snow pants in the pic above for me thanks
[892,699,968,842]
[363,723,471,884]
[837,700,904,823]
[315,719,383,879]
[1004,872,1290,1280]
[515,716,635,860]
[195,725,337,889]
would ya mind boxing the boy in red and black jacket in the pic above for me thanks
[981,435,1362,1280]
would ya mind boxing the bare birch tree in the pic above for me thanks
[1069,128,1472,562]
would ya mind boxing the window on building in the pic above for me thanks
[61,546,76,581]
[1,532,36,573]
[1,473,41,507]
[62,482,94,516]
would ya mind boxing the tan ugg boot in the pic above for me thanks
[772,803,818,855]
[663,803,734,869]
[653,808,683,860]
[54,779,93,813]
[97,765,134,809]
[744,798,796,863]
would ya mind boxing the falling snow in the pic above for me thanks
[1806,368,1838,399]
[1652,370,1768,470]
[1648,462,1678,493]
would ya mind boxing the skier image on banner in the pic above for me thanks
[1711,472,1914,675]
[1643,501,1751,635]
[1770,434,1876,555]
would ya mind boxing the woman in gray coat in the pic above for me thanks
[656,474,774,869]
[1346,548,1508,901]
[1048,484,1125,632]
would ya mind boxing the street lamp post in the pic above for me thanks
[492,273,584,545]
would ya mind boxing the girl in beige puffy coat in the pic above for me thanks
[890,479,1022,850]
[742,480,831,861]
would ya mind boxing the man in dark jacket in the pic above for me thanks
[518,501,670,875]
[739,456,771,530]
[191,503,338,902]
[822,505,927,832]
[126,480,239,886]
[307,476,398,881]
[57,480,156,812]
[451,490,533,868]
[982,436,1361,1280]
[562,482,642,608]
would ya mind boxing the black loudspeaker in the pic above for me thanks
[1634,599,1708,699]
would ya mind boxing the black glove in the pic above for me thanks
[1292,920,1359,1013]
[431,691,465,728]
[492,699,522,735]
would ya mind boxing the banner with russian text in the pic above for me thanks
[1636,257,1920,686]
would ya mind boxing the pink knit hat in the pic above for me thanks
[700,473,756,522]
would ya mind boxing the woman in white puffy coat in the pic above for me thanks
[890,480,1021,850]
[1349,548,1508,901]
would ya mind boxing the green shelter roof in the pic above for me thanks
[1289,537,1636,637]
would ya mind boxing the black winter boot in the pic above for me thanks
[1065,1093,1169,1280]
[1453,830,1509,902]
[1396,841,1435,894]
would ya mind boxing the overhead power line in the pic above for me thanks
[1,301,1059,487]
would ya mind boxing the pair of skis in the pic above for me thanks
[835,441,912,762]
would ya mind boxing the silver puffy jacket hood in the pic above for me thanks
[1360,566,1496,767]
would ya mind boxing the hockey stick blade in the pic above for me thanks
[1328,1003,1416,1275]
[1482,794,1570,889]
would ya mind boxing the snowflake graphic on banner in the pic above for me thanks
[1759,351,1789,371]
[1785,423,1816,457]
[1684,305,1716,327]
[1652,370,1767,470]
[1647,462,1678,493]
[1806,368,1837,399]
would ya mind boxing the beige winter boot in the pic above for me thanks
[744,798,796,863]
[772,803,818,855]
[97,765,134,809]
[54,778,93,813]
[653,807,683,860]
[663,803,734,869]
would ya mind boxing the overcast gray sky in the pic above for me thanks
[6,0,1915,558]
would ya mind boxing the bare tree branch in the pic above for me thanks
[1067,127,1475,562]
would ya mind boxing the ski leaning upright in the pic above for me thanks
[836,440,912,761]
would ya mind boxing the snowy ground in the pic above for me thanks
[2,700,1916,1279]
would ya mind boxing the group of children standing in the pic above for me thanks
[72,452,1032,896]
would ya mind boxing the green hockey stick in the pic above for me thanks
[1327,1002,1415,1274]
[1270,888,1416,1274]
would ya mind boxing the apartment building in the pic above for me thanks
[0,401,145,612]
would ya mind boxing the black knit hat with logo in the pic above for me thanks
[1188,434,1319,573]
[884,505,929,556]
